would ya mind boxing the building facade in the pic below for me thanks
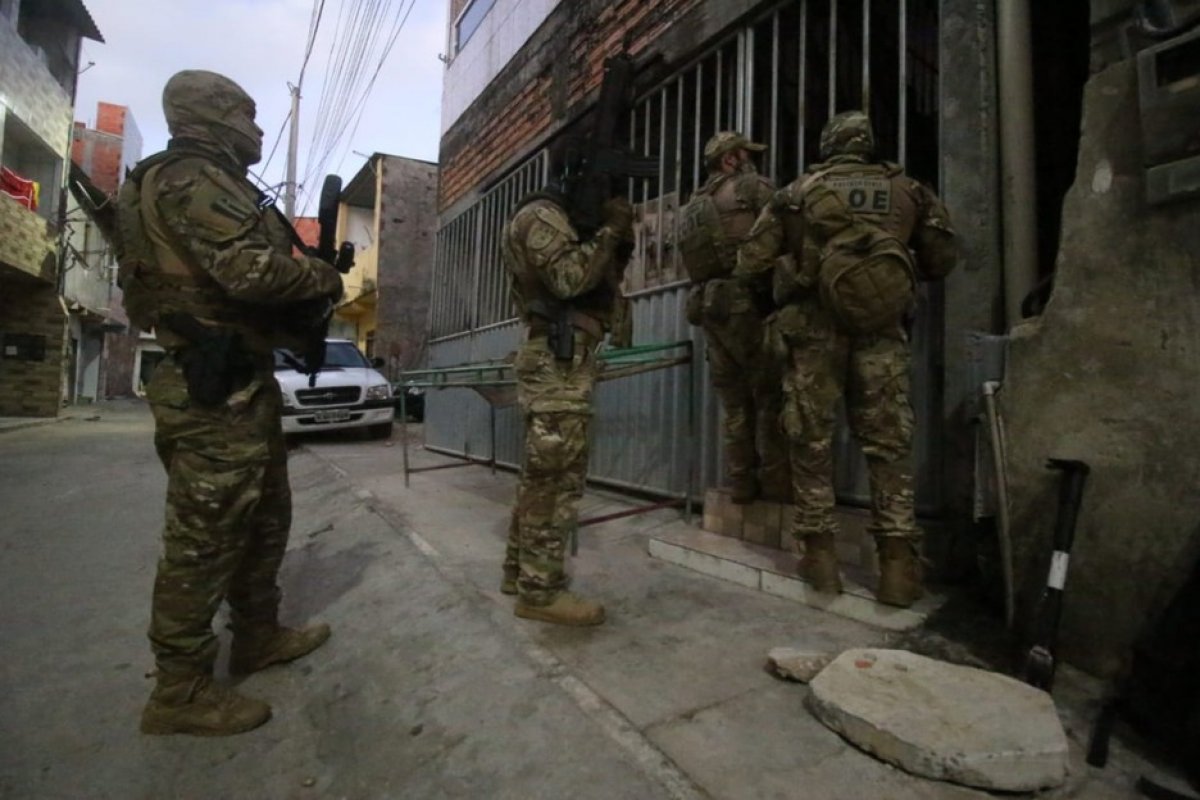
[431,0,1200,675]
[332,153,438,376]
[64,102,143,401]
[0,0,102,416]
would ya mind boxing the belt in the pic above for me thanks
[526,309,605,340]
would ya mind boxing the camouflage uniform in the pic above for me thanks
[500,194,630,612]
[680,132,788,502]
[118,71,342,733]
[737,112,956,604]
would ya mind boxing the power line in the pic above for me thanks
[298,0,327,87]
[260,106,292,178]
[300,0,418,214]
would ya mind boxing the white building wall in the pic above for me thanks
[440,0,562,134]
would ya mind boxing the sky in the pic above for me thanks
[74,0,448,217]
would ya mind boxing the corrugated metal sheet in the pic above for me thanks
[426,281,938,509]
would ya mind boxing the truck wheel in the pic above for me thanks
[367,422,393,440]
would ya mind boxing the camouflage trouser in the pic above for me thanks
[777,300,917,542]
[704,311,790,496]
[145,354,291,676]
[503,335,597,605]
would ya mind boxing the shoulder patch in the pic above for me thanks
[526,205,576,252]
[178,165,259,243]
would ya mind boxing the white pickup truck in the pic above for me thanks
[274,339,395,439]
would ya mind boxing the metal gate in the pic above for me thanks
[426,0,942,510]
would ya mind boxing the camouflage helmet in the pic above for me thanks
[703,131,767,165]
[818,111,876,160]
[162,70,263,166]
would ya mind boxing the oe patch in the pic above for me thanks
[826,176,892,215]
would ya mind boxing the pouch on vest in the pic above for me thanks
[805,180,915,335]
[761,310,789,367]
[702,278,754,323]
[115,173,161,331]
[679,193,730,282]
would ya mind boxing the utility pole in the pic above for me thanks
[285,82,301,220]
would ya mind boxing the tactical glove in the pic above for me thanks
[602,197,635,243]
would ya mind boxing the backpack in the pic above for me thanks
[801,171,916,335]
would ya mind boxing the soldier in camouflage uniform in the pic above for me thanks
[498,158,634,627]
[737,112,957,607]
[679,132,788,503]
[116,71,343,735]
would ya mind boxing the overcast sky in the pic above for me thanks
[74,0,447,216]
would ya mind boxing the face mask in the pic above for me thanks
[223,105,264,167]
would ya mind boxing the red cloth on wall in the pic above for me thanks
[1,165,39,211]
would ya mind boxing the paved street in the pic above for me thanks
[0,402,1167,799]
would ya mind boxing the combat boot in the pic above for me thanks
[798,532,842,594]
[500,567,518,596]
[229,623,331,676]
[514,591,606,626]
[729,475,760,505]
[140,673,271,736]
[875,537,924,608]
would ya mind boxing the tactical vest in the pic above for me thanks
[679,172,770,283]
[116,151,300,353]
[780,161,921,334]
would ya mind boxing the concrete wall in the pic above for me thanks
[937,0,1004,566]
[1003,57,1200,677]
[376,156,438,373]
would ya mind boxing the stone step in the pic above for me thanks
[702,487,878,571]
[647,525,945,631]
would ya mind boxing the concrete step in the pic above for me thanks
[703,487,878,571]
[647,525,945,631]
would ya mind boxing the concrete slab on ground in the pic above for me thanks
[808,648,1069,792]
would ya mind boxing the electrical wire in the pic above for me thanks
[299,0,418,215]
[302,0,411,190]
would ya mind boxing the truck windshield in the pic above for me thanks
[274,342,370,371]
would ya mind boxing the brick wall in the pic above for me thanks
[0,280,67,417]
[438,0,701,211]
[71,127,123,195]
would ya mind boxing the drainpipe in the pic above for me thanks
[997,0,1039,329]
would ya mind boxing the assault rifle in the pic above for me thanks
[539,53,656,359]
[566,53,658,235]
[299,174,356,386]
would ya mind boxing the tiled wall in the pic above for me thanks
[441,0,561,133]
[0,192,57,280]
[0,15,74,156]
[438,0,702,211]
[0,279,67,417]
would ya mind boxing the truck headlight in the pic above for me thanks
[365,384,391,401]
[281,393,295,408]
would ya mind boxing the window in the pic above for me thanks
[455,0,495,52]
[2,115,63,223]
